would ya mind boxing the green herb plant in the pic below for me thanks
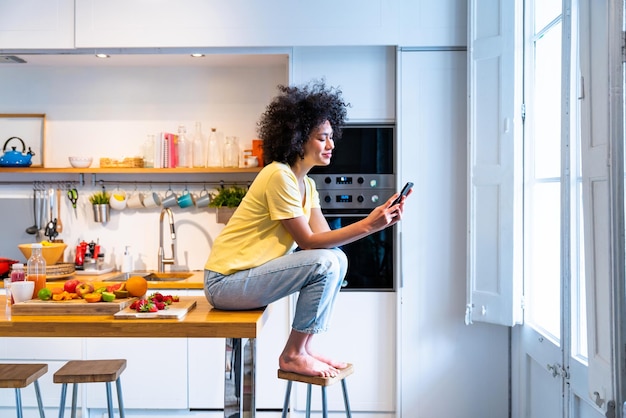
[208,185,247,208]
[89,190,110,205]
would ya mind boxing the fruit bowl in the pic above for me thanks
[18,242,68,265]
[68,156,93,168]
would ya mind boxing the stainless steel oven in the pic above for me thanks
[310,123,396,291]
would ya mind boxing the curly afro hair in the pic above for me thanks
[257,80,349,166]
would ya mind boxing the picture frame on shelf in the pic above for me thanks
[0,113,46,167]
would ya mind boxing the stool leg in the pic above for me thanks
[281,380,292,418]
[70,383,78,418]
[14,388,23,418]
[341,379,352,418]
[321,386,328,418]
[115,377,126,418]
[305,384,312,418]
[58,383,67,418]
[105,381,114,418]
[34,379,46,418]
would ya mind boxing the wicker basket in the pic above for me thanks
[100,157,144,168]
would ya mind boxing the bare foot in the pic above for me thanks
[279,352,339,377]
[305,348,348,370]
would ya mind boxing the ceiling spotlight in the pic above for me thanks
[95,53,110,59]
[191,53,205,58]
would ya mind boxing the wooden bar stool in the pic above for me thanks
[0,363,48,418]
[278,363,353,418]
[53,359,126,418]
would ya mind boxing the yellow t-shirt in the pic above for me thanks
[205,162,320,275]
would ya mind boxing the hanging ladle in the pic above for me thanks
[25,187,38,235]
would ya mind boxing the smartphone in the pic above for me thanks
[391,182,414,206]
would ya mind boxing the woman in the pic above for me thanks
[204,81,408,377]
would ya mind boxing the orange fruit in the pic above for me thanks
[125,276,148,297]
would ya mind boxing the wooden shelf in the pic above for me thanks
[0,167,262,174]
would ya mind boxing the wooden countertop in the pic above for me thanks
[0,295,268,339]
[3,270,206,290]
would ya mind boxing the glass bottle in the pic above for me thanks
[27,243,46,298]
[177,125,192,168]
[222,136,239,168]
[192,122,206,168]
[206,128,222,167]
[143,134,155,168]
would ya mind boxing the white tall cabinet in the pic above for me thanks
[397,50,509,417]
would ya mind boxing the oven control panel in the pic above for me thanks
[310,174,396,210]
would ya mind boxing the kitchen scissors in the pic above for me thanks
[67,187,78,218]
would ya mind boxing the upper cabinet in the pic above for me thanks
[74,0,399,48]
[292,46,396,122]
[399,0,467,47]
[0,1,466,50]
[0,0,74,49]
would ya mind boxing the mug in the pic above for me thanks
[195,189,211,208]
[177,189,194,208]
[143,191,161,208]
[109,190,127,210]
[126,192,145,209]
[161,189,178,208]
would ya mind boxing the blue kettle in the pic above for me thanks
[0,137,34,167]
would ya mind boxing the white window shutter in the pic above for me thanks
[578,0,615,409]
[466,0,523,326]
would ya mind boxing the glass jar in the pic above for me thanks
[27,243,46,298]
[222,136,240,168]
[10,263,25,282]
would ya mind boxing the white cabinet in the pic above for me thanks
[75,0,399,48]
[293,292,396,413]
[398,0,468,47]
[291,46,396,122]
[0,0,74,49]
[84,337,189,410]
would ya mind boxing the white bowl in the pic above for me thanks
[69,157,93,168]
[10,281,35,303]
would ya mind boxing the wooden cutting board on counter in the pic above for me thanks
[11,298,137,316]
[114,299,197,320]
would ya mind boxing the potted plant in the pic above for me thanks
[208,185,247,224]
[89,190,110,223]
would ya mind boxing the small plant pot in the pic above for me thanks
[92,204,110,223]
[216,207,237,224]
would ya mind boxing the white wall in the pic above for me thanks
[0,56,289,271]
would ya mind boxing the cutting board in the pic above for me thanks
[114,300,197,320]
[11,297,137,316]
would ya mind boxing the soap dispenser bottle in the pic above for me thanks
[121,246,133,273]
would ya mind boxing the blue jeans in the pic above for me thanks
[204,248,348,334]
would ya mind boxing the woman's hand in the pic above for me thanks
[364,191,409,231]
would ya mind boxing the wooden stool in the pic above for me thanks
[278,363,353,418]
[53,359,126,418]
[0,363,48,418]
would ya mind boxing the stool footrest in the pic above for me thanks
[278,363,353,387]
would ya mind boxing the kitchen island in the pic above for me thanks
[0,294,269,417]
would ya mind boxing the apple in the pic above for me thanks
[63,279,80,293]
[75,282,95,298]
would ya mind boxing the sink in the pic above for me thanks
[103,272,193,282]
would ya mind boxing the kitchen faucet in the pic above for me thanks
[158,207,176,272]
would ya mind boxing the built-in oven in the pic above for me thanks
[309,123,396,291]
